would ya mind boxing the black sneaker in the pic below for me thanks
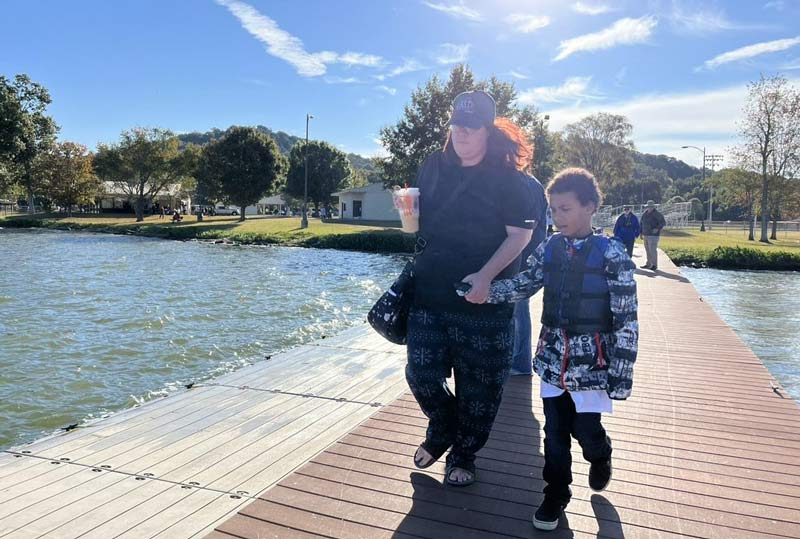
[533,497,566,531]
[589,458,612,491]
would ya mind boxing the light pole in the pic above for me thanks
[301,113,314,229]
[682,145,706,229]
[705,154,723,230]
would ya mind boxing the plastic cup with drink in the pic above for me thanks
[392,185,420,233]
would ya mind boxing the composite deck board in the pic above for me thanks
[211,246,800,539]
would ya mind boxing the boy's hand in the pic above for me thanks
[461,272,491,304]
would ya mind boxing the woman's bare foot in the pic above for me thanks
[413,446,435,468]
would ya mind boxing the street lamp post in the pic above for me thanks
[301,113,314,229]
[682,145,706,229]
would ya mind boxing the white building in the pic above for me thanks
[331,183,398,222]
[98,181,190,212]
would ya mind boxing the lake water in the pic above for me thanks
[681,267,800,402]
[0,229,406,449]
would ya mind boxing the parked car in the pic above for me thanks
[214,205,239,216]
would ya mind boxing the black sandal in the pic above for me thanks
[413,441,450,469]
[444,462,477,487]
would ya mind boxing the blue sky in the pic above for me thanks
[2,0,799,168]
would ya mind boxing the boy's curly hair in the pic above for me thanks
[546,167,603,208]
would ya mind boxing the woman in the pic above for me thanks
[407,90,535,486]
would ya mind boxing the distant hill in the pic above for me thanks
[178,127,698,188]
[178,126,381,181]
[633,151,699,180]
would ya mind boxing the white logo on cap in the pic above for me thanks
[456,97,474,114]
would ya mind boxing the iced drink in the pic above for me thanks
[392,187,420,233]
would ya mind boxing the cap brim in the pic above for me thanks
[448,112,486,129]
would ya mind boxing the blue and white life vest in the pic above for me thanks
[541,233,613,335]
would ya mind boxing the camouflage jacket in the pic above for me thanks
[488,234,638,400]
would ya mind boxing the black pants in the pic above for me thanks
[542,392,612,503]
[622,238,635,257]
[405,306,513,469]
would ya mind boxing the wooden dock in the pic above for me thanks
[2,247,799,538]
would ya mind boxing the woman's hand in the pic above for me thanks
[461,272,491,304]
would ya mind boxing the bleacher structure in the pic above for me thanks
[593,202,691,232]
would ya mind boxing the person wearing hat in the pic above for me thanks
[405,90,538,486]
[640,200,666,270]
[613,205,640,257]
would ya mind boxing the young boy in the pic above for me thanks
[486,167,638,531]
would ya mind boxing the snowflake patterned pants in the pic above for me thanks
[405,305,513,469]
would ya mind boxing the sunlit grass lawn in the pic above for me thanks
[657,227,800,252]
[7,213,391,240]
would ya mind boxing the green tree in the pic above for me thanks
[40,142,100,216]
[715,164,761,240]
[559,113,634,190]
[737,75,800,242]
[285,140,353,209]
[377,64,552,187]
[94,128,196,222]
[0,74,58,213]
[197,126,285,221]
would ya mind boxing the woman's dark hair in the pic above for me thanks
[442,117,533,171]
[546,167,604,208]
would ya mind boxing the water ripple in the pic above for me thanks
[0,229,406,448]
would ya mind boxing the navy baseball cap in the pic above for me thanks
[448,90,496,129]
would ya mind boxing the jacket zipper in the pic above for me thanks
[560,329,569,389]
[594,333,605,368]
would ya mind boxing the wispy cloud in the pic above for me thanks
[385,59,429,78]
[668,2,773,34]
[518,76,599,105]
[572,2,611,16]
[316,51,385,67]
[215,0,383,76]
[376,85,397,95]
[543,83,753,159]
[781,58,800,70]
[509,70,530,80]
[554,16,657,61]
[764,1,785,10]
[701,36,800,70]
[324,76,367,84]
[505,14,551,33]
[421,1,483,21]
[435,43,470,64]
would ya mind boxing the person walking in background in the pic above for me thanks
[613,205,640,257]
[510,173,547,376]
[640,200,666,270]
[407,90,536,487]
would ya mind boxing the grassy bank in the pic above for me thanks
[657,228,800,270]
[3,214,799,270]
[0,213,417,253]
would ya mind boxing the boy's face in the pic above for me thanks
[549,191,596,238]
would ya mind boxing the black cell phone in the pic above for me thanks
[454,282,472,296]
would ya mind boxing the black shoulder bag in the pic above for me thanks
[367,169,470,345]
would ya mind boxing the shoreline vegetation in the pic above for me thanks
[2,213,799,271]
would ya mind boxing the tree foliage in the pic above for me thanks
[737,74,800,242]
[39,142,100,216]
[559,112,634,189]
[285,140,353,208]
[197,126,285,221]
[377,64,554,188]
[94,128,197,222]
[0,74,59,212]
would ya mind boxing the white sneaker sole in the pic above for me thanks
[533,517,559,531]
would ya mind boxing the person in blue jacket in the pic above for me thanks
[613,205,640,257]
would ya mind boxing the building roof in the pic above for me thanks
[332,182,389,196]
